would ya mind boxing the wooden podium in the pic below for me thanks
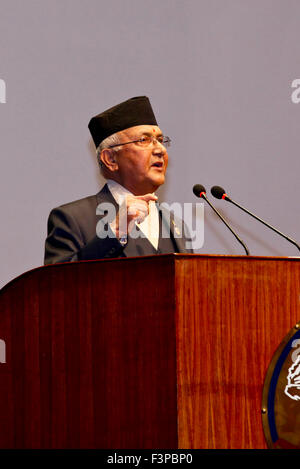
[0,254,299,449]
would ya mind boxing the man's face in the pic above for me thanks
[113,125,169,195]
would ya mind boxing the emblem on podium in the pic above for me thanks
[262,323,300,449]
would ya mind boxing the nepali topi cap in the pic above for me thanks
[88,96,158,148]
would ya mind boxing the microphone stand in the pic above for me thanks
[224,195,300,253]
[201,193,250,256]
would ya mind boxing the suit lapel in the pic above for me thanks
[159,204,187,253]
[95,183,119,212]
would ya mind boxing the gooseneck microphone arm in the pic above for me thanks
[193,184,250,256]
[211,185,300,253]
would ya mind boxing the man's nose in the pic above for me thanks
[152,139,167,155]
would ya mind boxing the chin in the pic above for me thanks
[150,176,165,190]
[153,172,166,183]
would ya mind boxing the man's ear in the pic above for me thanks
[100,149,119,172]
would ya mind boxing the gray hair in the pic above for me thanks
[96,132,122,168]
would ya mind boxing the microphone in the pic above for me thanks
[211,185,300,253]
[193,184,250,255]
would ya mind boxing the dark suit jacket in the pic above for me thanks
[44,184,193,264]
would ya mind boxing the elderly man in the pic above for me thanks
[44,96,192,264]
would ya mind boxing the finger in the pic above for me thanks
[127,206,148,218]
[127,206,139,216]
[135,213,147,224]
[127,209,147,225]
[135,194,158,203]
[127,201,149,214]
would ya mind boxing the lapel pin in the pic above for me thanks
[172,220,181,236]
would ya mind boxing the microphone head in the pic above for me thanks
[211,185,226,199]
[193,184,206,198]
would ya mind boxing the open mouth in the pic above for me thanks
[151,161,163,169]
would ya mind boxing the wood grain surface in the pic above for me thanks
[175,255,300,449]
[0,254,299,448]
[0,256,178,448]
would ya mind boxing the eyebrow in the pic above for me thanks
[137,131,163,137]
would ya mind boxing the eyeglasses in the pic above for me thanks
[108,135,171,149]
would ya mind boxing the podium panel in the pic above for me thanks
[0,254,299,448]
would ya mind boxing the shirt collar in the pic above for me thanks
[106,179,156,205]
[106,179,132,206]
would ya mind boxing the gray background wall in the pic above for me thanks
[0,0,299,288]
